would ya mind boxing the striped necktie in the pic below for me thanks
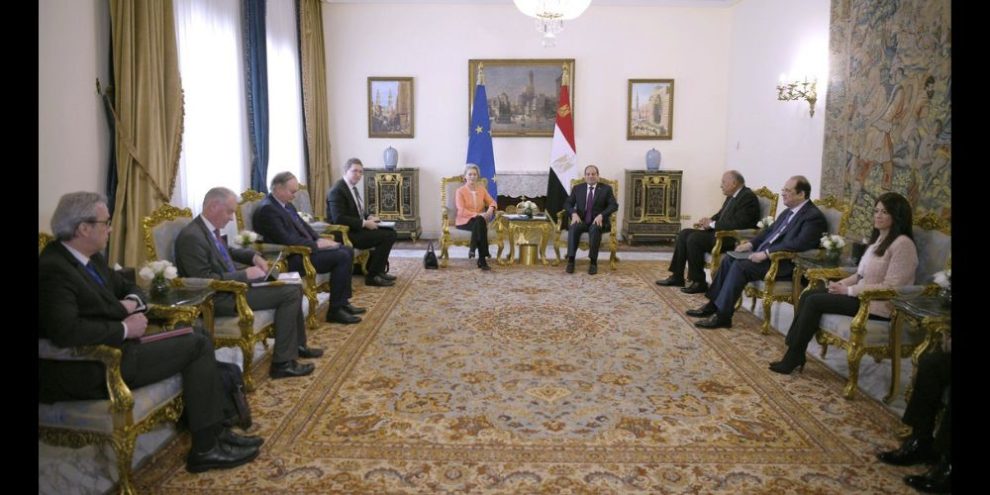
[212,229,236,272]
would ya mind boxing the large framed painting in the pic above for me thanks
[627,79,674,140]
[468,59,575,137]
[368,77,414,138]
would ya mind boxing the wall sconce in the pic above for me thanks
[776,76,817,117]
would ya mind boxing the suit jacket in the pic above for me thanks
[253,194,321,250]
[38,242,145,400]
[175,216,257,282]
[749,201,827,255]
[454,184,496,227]
[326,178,367,232]
[712,186,761,231]
[563,182,619,230]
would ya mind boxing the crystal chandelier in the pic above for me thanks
[513,0,592,47]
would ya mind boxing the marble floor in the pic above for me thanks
[39,246,916,494]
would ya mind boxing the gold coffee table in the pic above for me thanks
[495,213,560,266]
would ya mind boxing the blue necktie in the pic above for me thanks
[212,229,236,272]
[285,203,314,239]
[84,261,105,287]
[757,209,793,252]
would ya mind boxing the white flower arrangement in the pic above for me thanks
[230,230,260,248]
[756,216,774,230]
[298,211,314,223]
[933,269,951,289]
[820,233,846,251]
[138,260,178,283]
[516,200,538,213]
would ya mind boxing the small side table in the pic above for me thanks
[495,214,559,266]
[146,286,216,334]
[890,296,951,403]
[792,252,857,310]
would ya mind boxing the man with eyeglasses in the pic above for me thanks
[686,176,826,329]
[39,192,263,473]
[253,171,365,325]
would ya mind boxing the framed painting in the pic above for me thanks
[627,79,674,140]
[468,59,575,137]
[368,77,414,138]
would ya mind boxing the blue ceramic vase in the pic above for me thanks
[383,146,398,171]
[646,148,662,171]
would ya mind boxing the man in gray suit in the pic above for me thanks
[175,187,321,379]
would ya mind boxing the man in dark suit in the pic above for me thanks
[686,176,827,329]
[562,164,619,275]
[39,192,262,473]
[253,171,365,324]
[657,170,761,293]
[175,187,321,379]
[326,158,398,287]
[877,349,951,493]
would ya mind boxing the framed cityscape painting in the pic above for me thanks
[627,79,674,140]
[368,77,414,138]
[468,59,575,137]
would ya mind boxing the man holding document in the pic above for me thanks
[175,187,321,379]
[40,192,262,473]
[327,158,398,287]
[253,171,364,324]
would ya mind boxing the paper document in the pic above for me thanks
[724,250,754,260]
[251,272,303,287]
[139,326,193,344]
[377,221,396,229]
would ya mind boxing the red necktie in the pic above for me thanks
[584,186,595,224]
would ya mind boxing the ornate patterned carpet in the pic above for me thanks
[134,259,918,494]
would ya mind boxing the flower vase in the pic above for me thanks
[150,276,170,297]
[523,208,534,218]
[824,249,841,264]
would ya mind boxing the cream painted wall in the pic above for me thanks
[38,0,112,231]
[324,3,732,238]
[725,0,829,199]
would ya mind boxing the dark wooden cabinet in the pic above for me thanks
[622,169,683,244]
[363,168,422,241]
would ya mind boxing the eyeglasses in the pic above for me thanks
[86,218,112,227]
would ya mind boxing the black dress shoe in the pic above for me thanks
[365,274,395,287]
[588,264,598,275]
[327,307,361,324]
[186,440,260,473]
[297,345,324,359]
[218,428,264,448]
[680,281,709,294]
[768,355,806,374]
[565,261,575,274]
[656,276,686,287]
[378,272,397,281]
[342,303,367,315]
[468,249,476,259]
[478,257,491,271]
[695,314,732,329]
[877,437,937,466]
[904,458,951,494]
[686,302,717,317]
[269,360,315,379]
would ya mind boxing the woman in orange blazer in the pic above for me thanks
[455,163,497,270]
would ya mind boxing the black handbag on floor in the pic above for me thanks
[217,361,252,430]
[424,242,439,269]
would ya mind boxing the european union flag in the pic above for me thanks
[467,83,497,198]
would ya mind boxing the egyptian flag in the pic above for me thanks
[545,74,577,225]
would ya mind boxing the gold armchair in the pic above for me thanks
[706,186,779,278]
[553,177,620,270]
[439,175,501,267]
[741,196,849,334]
[39,233,184,495]
[812,212,951,400]
[143,204,275,392]
[237,189,326,329]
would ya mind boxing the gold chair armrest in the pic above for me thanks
[38,341,133,413]
[805,266,857,283]
[763,250,798,282]
[322,224,354,247]
[715,228,760,241]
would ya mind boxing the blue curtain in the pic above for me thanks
[244,0,270,193]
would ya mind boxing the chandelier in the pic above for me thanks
[513,0,592,47]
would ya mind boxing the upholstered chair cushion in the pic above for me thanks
[819,314,926,347]
[212,310,277,339]
[153,217,192,263]
[912,226,951,284]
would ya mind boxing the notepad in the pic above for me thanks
[724,250,754,260]
[139,326,193,344]
[377,221,396,229]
